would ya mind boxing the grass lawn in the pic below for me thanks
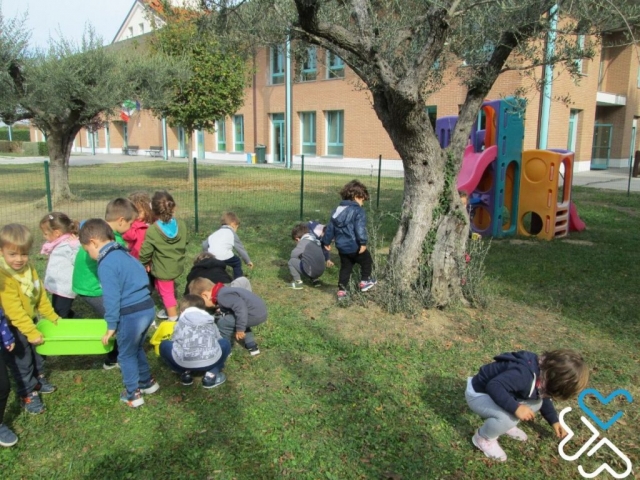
[0,163,638,479]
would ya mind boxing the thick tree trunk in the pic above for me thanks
[46,129,77,203]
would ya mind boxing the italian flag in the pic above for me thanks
[120,100,137,122]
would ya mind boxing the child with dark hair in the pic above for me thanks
[288,223,326,289]
[205,212,253,279]
[159,294,231,388]
[183,252,252,296]
[139,191,187,322]
[0,308,18,446]
[39,212,80,318]
[72,197,137,370]
[79,219,159,408]
[466,349,589,462]
[0,224,60,415]
[322,180,376,300]
[123,191,153,260]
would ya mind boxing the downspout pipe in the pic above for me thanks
[162,117,168,160]
[538,4,558,150]
[285,36,293,169]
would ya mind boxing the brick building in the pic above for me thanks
[32,1,640,172]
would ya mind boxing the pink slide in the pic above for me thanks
[456,144,498,194]
[569,201,586,232]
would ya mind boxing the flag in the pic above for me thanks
[120,100,137,123]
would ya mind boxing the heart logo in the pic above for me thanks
[578,388,633,431]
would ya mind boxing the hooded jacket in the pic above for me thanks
[139,218,187,280]
[290,233,326,279]
[322,200,368,255]
[72,231,126,297]
[216,286,267,333]
[122,219,149,259]
[171,307,223,368]
[471,351,559,425]
[184,257,232,295]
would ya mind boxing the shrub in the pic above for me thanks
[38,142,49,156]
[0,128,31,142]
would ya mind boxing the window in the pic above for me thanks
[139,23,145,34]
[426,106,437,130]
[270,45,284,85]
[327,51,345,79]
[637,65,640,88]
[234,115,244,152]
[217,118,226,151]
[567,110,580,152]
[301,47,317,82]
[128,26,134,38]
[575,35,585,74]
[326,110,344,156]
[300,112,316,155]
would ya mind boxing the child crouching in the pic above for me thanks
[159,295,231,388]
[79,219,159,408]
[466,349,588,462]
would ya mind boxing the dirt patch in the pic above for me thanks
[561,239,594,246]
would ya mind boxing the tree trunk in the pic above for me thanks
[187,130,194,184]
[46,129,77,203]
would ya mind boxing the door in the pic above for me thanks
[178,127,186,157]
[271,113,285,163]
[591,124,612,170]
[197,130,205,159]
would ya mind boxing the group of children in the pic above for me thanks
[0,178,591,468]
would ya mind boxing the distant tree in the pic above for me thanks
[199,0,640,308]
[149,4,249,181]
[0,10,183,201]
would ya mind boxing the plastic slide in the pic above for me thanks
[456,144,498,194]
[569,201,586,232]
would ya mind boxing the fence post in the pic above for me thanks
[376,154,382,210]
[193,157,199,233]
[299,155,305,221]
[43,161,52,211]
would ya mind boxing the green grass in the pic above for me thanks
[0,164,639,479]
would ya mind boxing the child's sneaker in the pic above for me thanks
[312,278,322,288]
[21,391,45,415]
[120,389,144,408]
[35,375,57,394]
[472,430,507,461]
[103,360,119,370]
[337,290,347,300]
[138,377,160,394]
[290,280,303,290]
[156,309,169,319]
[359,279,377,292]
[0,424,18,447]
[504,426,528,441]
[180,371,193,386]
[202,372,227,389]
[245,342,260,356]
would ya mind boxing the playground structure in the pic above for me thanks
[436,97,586,240]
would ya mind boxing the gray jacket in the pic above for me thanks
[217,286,267,333]
[290,234,326,279]
[171,307,223,368]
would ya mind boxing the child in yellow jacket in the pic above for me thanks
[0,224,60,415]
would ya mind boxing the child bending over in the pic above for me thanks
[288,223,326,289]
[189,277,266,356]
[0,224,60,415]
[159,295,231,388]
[183,252,252,296]
[79,219,159,408]
[466,349,589,462]
[205,212,253,279]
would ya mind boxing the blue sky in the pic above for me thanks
[4,0,134,48]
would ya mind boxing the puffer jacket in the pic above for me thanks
[322,200,368,254]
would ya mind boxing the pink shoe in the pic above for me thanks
[504,426,528,442]
[472,430,507,461]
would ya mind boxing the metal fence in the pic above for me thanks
[0,157,404,236]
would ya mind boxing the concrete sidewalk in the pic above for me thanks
[572,167,639,192]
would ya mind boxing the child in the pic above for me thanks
[72,198,137,370]
[0,308,18,446]
[307,221,334,267]
[288,223,326,289]
[322,180,376,299]
[183,252,252,296]
[0,224,60,415]
[39,212,80,318]
[189,277,266,356]
[159,295,231,388]
[123,191,153,259]
[138,191,188,322]
[466,349,589,462]
[79,219,159,408]
[205,212,253,279]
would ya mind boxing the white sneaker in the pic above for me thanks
[472,430,507,461]
[504,426,528,441]
[290,281,303,290]
[156,309,168,319]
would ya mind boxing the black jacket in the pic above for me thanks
[184,257,232,295]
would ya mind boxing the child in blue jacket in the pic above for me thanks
[466,349,588,462]
[322,180,375,299]
[79,219,159,408]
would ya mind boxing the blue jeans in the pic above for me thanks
[116,307,155,394]
[159,338,231,375]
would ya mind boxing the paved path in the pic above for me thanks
[1,154,638,192]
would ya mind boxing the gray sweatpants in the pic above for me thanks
[216,313,266,348]
[229,277,252,292]
[465,377,542,440]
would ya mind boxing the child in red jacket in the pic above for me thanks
[122,192,153,259]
